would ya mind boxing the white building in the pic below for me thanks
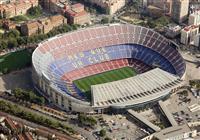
[142,124,198,140]
[172,0,189,23]
[189,10,200,25]
[194,33,200,47]
[181,25,199,45]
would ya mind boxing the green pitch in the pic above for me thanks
[73,67,137,100]
[0,49,32,74]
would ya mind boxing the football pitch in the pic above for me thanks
[73,67,137,99]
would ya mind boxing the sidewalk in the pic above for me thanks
[0,43,37,56]
[0,46,26,56]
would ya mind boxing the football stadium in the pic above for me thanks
[32,24,186,113]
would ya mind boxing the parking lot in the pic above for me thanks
[93,114,146,140]
[167,89,200,125]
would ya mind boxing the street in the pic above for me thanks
[0,97,96,140]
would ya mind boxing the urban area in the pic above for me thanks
[0,0,200,140]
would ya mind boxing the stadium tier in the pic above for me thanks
[63,58,151,82]
[32,24,186,112]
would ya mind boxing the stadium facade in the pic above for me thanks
[32,24,186,113]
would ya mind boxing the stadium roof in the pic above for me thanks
[91,68,184,108]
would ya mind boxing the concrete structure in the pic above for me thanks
[32,24,186,113]
[21,21,42,36]
[181,25,199,45]
[172,0,189,23]
[21,15,67,36]
[141,124,198,140]
[189,10,200,25]
[147,5,164,18]
[64,3,90,25]
[153,124,197,140]
[41,1,90,25]
[87,0,126,15]
[194,33,200,47]
[158,101,178,126]
[127,109,161,132]
[146,0,172,15]
[42,0,68,14]
[188,103,200,112]
[0,0,38,18]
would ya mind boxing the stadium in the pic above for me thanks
[32,24,186,113]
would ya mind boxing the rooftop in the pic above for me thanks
[154,124,193,139]
[92,68,184,108]
[183,25,199,32]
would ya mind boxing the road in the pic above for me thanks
[0,97,96,140]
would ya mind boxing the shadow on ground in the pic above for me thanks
[0,67,33,91]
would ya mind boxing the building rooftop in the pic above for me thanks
[158,101,178,126]
[154,124,193,139]
[183,25,199,32]
[71,3,83,9]
[28,21,40,27]
[49,14,65,22]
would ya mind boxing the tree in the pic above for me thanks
[0,40,8,50]
[7,29,20,38]
[10,15,28,22]
[101,17,110,24]
[155,16,169,27]
[27,6,42,18]
[12,88,45,105]
[2,68,9,74]
[7,38,18,48]
[104,137,112,140]
[17,37,26,45]
[78,113,97,127]
[99,129,106,137]
[147,19,156,28]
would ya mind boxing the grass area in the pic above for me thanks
[0,49,32,74]
[73,67,137,99]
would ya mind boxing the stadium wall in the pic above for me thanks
[33,67,184,113]
[32,69,93,113]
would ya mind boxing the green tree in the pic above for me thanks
[101,17,110,24]
[7,38,18,48]
[99,129,106,137]
[10,15,28,22]
[104,137,112,140]
[7,29,20,38]
[78,113,97,127]
[155,16,169,27]
[27,6,42,18]
[17,37,26,45]
[2,68,9,74]
[147,19,156,28]
[0,40,8,50]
